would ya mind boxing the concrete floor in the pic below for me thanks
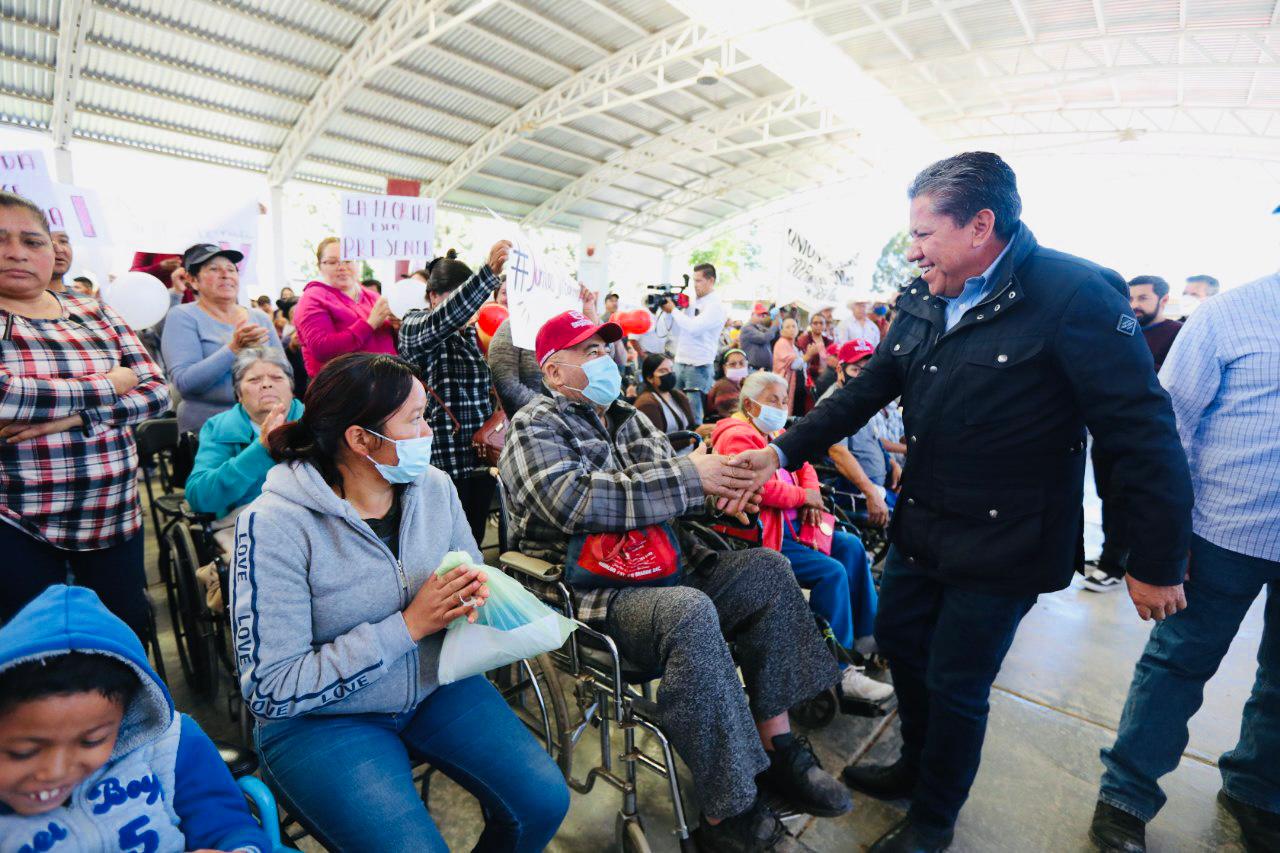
[145,477,1262,852]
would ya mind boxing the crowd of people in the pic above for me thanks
[0,146,1276,853]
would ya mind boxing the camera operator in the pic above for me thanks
[660,262,727,423]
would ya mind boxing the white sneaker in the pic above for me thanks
[1081,566,1125,593]
[841,666,894,703]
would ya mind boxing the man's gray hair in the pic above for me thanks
[231,346,293,395]
[738,371,787,412]
[908,151,1022,240]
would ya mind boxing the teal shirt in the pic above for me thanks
[184,398,304,518]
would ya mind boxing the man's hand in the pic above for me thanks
[864,491,889,528]
[689,447,759,501]
[1125,575,1188,621]
[1,415,82,444]
[661,298,675,314]
[488,240,512,275]
[717,447,781,515]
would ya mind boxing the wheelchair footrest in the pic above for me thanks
[839,694,889,718]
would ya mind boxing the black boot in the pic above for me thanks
[867,817,953,852]
[759,733,852,817]
[1088,801,1146,852]
[841,758,917,801]
[692,799,801,852]
[1218,789,1280,853]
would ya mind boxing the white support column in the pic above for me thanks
[270,184,287,291]
[50,0,94,154]
[577,219,610,298]
[51,147,75,184]
[661,252,674,285]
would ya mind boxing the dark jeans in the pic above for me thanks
[875,547,1038,830]
[257,675,569,852]
[1100,534,1280,820]
[0,523,149,641]
[1091,443,1128,577]
[452,471,497,547]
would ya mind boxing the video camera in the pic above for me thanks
[644,274,691,313]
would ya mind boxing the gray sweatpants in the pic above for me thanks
[604,547,840,820]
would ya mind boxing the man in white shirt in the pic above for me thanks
[661,262,727,423]
[836,297,882,347]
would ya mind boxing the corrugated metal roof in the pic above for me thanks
[0,0,1273,247]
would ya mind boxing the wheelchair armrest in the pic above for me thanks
[499,552,562,582]
[237,776,285,851]
[179,501,219,524]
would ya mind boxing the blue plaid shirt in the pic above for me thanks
[1159,273,1280,562]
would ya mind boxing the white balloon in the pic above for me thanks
[385,278,428,318]
[102,271,171,330]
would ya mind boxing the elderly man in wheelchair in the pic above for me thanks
[499,311,851,852]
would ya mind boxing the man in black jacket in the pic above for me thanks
[727,152,1193,852]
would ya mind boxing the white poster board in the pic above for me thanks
[192,202,260,298]
[340,191,436,260]
[488,216,579,350]
[1,150,108,245]
[778,224,853,308]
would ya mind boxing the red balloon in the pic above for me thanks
[617,309,652,336]
[476,302,509,337]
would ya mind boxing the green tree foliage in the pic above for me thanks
[688,230,762,285]
[872,230,917,295]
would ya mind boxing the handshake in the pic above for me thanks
[687,445,783,520]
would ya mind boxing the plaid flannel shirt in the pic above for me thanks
[397,266,499,480]
[498,393,706,622]
[1,293,170,550]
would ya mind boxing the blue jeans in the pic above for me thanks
[876,546,1038,830]
[675,362,714,423]
[1100,534,1280,821]
[256,675,569,852]
[780,525,876,649]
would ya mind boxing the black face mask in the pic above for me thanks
[656,374,677,392]
[843,368,860,383]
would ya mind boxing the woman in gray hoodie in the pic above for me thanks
[230,353,569,851]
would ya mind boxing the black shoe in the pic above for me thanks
[759,733,852,817]
[1088,801,1146,852]
[841,758,917,801]
[867,817,953,852]
[1218,789,1280,853]
[693,800,801,852]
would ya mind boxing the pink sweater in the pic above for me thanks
[293,280,398,377]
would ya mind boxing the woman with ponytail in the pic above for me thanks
[231,351,568,851]
[396,241,509,544]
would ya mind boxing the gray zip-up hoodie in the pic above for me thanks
[229,460,481,720]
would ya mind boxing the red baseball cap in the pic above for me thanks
[535,310,623,366]
[825,343,839,357]
[838,339,875,364]
[752,302,769,315]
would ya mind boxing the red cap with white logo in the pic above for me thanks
[535,311,623,366]
[838,339,876,364]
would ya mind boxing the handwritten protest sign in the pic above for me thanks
[777,224,848,307]
[1,150,107,245]
[340,191,435,260]
[194,202,259,295]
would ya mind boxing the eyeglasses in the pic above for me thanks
[319,258,356,267]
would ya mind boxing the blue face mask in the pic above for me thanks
[366,429,434,484]
[750,400,788,434]
[565,356,622,407]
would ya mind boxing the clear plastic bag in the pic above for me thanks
[434,551,577,684]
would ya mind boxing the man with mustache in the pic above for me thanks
[726,152,1193,852]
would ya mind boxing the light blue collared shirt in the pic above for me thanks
[937,239,1012,331]
[1158,272,1280,561]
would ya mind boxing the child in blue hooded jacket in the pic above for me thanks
[0,585,270,853]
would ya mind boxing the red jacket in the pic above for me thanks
[711,416,819,551]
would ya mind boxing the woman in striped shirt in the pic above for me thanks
[0,192,169,640]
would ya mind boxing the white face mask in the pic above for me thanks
[750,400,788,434]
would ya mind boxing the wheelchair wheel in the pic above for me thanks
[617,813,652,853]
[789,687,838,730]
[495,653,574,781]
[166,523,216,698]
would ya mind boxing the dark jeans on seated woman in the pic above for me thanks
[0,523,148,640]
[256,675,569,852]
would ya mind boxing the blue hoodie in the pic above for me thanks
[0,586,270,853]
